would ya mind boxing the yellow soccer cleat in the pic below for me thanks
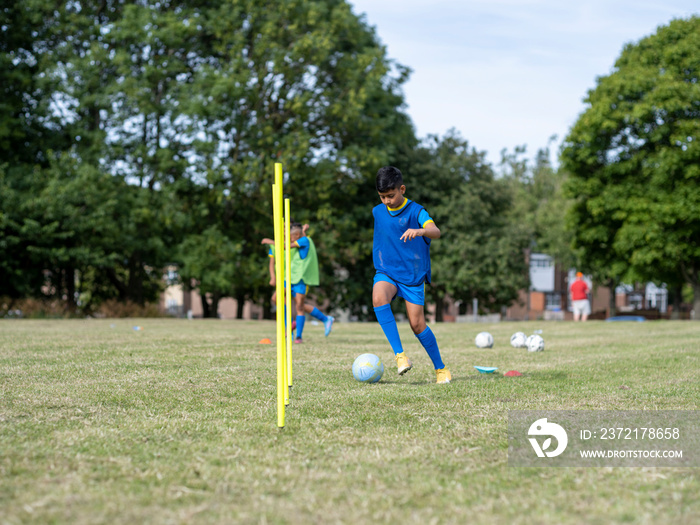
[394,352,413,375]
[436,368,452,384]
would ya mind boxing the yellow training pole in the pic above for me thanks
[273,182,285,428]
[274,163,289,407]
[284,197,293,389]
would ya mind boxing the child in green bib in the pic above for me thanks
[262,223,334,342]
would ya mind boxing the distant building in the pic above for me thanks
[615,282,668,314]
[505,253,670,321]
[159,285,265,319]
[505,253,610,321]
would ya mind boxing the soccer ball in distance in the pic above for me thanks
[510,332,527,348]
[475,332,494,348]
[352,353,385,383]
[527,334,545,352]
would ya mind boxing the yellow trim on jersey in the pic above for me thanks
[422,219,435,228]
[387,198,409,212]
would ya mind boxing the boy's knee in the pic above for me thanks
[372,296,390,308]
[409,319,426,334]
[372,289,392,308]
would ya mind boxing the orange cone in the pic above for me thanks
[259,338,272,344]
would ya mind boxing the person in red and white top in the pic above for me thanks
[569,271,590,321]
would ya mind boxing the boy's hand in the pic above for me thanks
[400,228,424,242]
[270,277,276,286]
[261,238,274,245]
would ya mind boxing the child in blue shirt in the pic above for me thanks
[372,166,451,384]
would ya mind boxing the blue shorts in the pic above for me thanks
[373,273,425,306]
[286,280,309,297]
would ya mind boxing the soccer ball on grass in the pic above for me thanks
[352,353,385,383]
[527,334,545,352]
[510,332,527,348]
[475,332,494,348]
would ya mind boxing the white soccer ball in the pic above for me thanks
[510,331,527,348]
[352,353,385,383]
[475,331,494,348]
[527,334,545,352]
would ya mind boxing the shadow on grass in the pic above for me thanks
[378,370,568,385]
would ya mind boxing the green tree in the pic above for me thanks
[43,0,413,317]
[501,143,576,270]
[562,16,700,316]
[0,1,173,311]
[0,166,47,305]
[176,0,414,317]
[177,226,242,318]
[0,1,70,304]
[9,153,169,313]
[407,130,530,319]
[3,0,414,316]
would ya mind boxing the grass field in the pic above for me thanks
[1,318,699,524]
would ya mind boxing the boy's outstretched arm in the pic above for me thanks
[400,223,441,242]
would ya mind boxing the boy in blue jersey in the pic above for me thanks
[262,223,334,343]
[372,166,451,384]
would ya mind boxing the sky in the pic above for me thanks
[348,0,699,167]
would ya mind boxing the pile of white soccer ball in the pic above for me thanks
[474,331,544,352]
[511,331,544,352]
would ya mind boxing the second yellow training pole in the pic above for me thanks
[285,198,293,389]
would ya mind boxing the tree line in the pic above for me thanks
[562,16,700,317]
[1,2,698,319]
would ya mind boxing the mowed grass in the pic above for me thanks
[1,318,699,525]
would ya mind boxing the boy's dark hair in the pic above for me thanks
[290,222,303,232]
[376,166,403,193]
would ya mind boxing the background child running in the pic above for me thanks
[262,223,334,343]
[371,166,451,384]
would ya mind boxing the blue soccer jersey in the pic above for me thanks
[372,199,433,286]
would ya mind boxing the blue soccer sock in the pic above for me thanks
[295,315,305,339]
[415,327,444,369]
[310,307,328,323]
[374,304,404,355]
